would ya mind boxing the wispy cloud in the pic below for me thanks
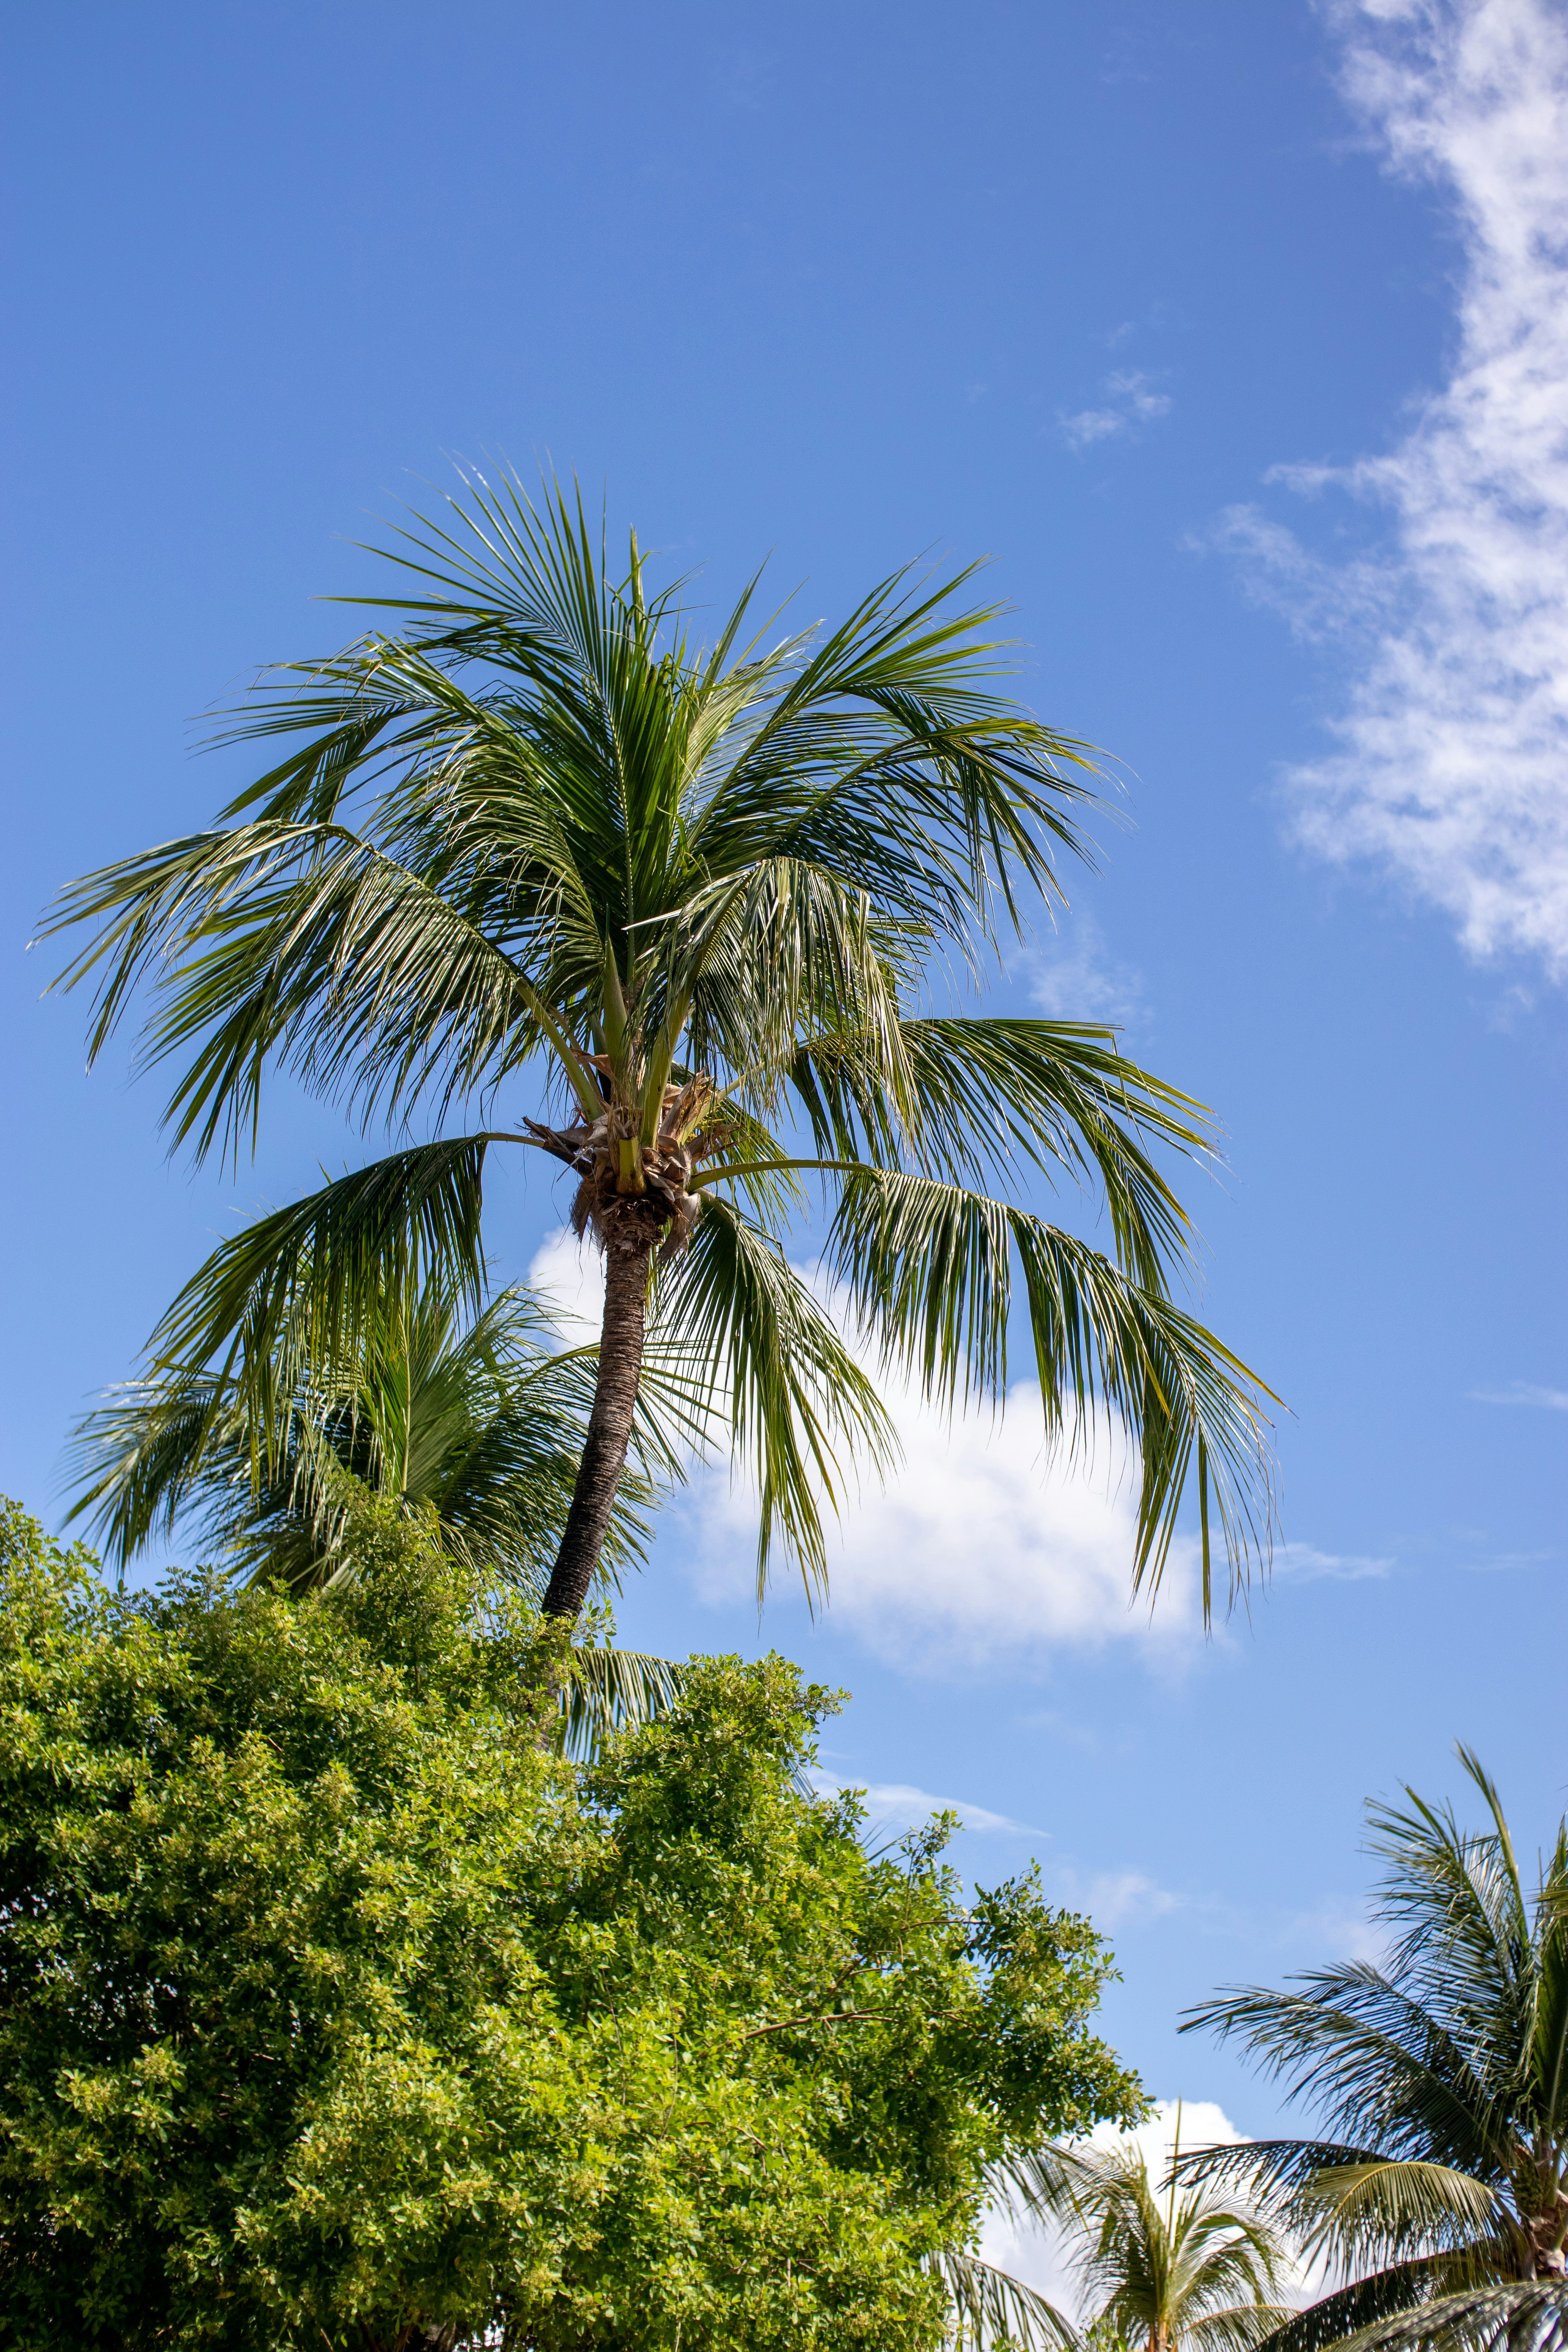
[1022,913,1147,1029]
[1470,1379,1568,1410]
[1273,1539,1395,1581]
[1217,0,1568,975]
[1057,1867,1186,1929]
[1060,370,1172,452]
[806,1769,1040,1840]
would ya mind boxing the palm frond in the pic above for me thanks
[146,1138,490,1431]
[652,1195,897,1599]
[821,1170,1275,1617]
[934,2248,1083,2352]
[557,1644,689,1762]
[1267,2283,1568,2352]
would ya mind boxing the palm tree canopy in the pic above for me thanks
[45,471,1276,1606]
[1180,1751,1568,2352]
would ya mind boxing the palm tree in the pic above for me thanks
[940,2123,1295,2352]
[65,1268,682,1593]
[66,1266,692,1750]
[1181,1750,1568,2352]
[45,472,1276,1624]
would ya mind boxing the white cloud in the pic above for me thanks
[1055,1867,1186,1928]
[1060,369,1172,452]
[531,1230,1390,1673]
[527,1227,606,1344]
[1022,913,1147,1029]
[532,1233,1201,1678]
[1470,1378,1568,1409]
[683,1388,1209,1673]
[1223,0,1568,975]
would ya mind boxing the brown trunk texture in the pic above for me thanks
[541,1229,654,1619]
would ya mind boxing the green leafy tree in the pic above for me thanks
[1182,1750,1568,2352]
[0,1496,1142,2351]
[940,2122,1294,2352]
[45,474,1275,1624]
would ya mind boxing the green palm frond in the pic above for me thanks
[1249,2261,1465,2352]
[820,1169,1276,1616]
[934,2247,1083,2352]
[1278,2283,1568,2352]
[557,1642,690,1763]
[143,1138,491,1426]
[651,1194,897,1599]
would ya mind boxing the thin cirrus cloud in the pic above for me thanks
[1469,1379,1568,1410]
[1022,913,1147,1031]
[1059,369,1172,452]
[805,1769,1040,1840]
[1213,0,1568,977]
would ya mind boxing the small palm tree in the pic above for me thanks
[66,1268,690,1749]
[46,473,1275,1624]
[66,1268,681,1594]
[941,2125,1295,2352]
[1182,1750,1568,2352]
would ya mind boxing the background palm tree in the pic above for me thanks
[940,2124,1295,2352]
[46,472,1276,1625]
[1181,1750,1568,2352]
[67,1268,692,1751]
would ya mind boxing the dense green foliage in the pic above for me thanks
[0,1499,1140,2350]
[1183,1752,1568,2352]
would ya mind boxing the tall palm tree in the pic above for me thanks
[1181,1751,1568,2352]
[45,472,1276,1623]
[940,2125,1295,2352]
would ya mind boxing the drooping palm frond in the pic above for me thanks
[557,1641,690,1764]
[1273,2283,1568,2352]
[934,2246,1083,2352]
[650,1193,898,1599]
[45,466,1278,1617]
[817,1171,1276,1617]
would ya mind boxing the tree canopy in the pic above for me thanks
[0,1497,1141,2351]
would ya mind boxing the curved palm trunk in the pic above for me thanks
[541,1230,655,1617]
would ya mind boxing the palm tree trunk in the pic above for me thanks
[541,1229,654,1618]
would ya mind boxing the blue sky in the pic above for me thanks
[5,0,1568,2185]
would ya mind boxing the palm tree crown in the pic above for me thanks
[47,472,1276,1621]
[1182,1751,1568,2352]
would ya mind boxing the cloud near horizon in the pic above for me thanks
[1217,0,1568,977]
